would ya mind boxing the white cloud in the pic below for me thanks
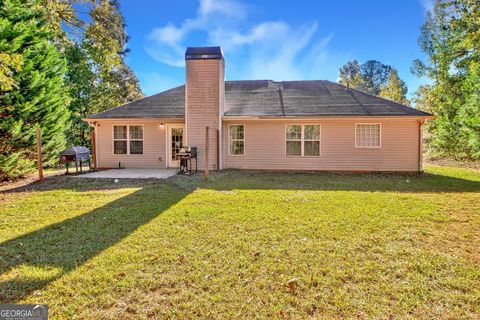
[420,0,434,12]
[145,0,347,81]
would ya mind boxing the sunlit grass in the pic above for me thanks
[0,165,479,319]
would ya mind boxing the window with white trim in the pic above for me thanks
[129,125,144,154]
[286,124,320,156]
[229,124,244,155]
[355,124,380,148]
[113,125,143,154]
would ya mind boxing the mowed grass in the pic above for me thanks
[0,166,479,319]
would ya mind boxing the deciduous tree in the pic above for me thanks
[412,0,480,160]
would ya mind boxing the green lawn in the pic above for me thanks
[0,166,479,319]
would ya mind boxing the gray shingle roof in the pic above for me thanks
[89,85,185,119]
[88,80,431,119]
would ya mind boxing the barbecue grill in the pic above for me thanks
[176,146,197,175]
[59,146,92,175]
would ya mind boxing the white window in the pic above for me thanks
[113,125,143,154]
[229,124,244,155]
[286,124,320,156]
[113,125,127,154]
[355,124,381,148]
[129,125,144,154]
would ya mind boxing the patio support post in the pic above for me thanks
[418,119,424,173]
[216,129,220,173]
[205,126,209,180]
[91,125,97,170]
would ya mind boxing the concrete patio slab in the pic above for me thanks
[77,168,178,179]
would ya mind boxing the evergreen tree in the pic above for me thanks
[360,60,393,95]
[338,60,394,95]
[0,0,70,180]
[379,69,411,106]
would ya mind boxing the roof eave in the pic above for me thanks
[83,116,185,122]
[222,114,435,120]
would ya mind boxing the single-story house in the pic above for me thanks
[84,46,433,172]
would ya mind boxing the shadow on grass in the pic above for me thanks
[1,174,163,194]
[0,180,192,303]
[0,167,478,302]
[198,170,480,193]
[3,167,480,195]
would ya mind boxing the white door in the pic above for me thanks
[168,125,185,168]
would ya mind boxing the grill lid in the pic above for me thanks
[60,146,90,156]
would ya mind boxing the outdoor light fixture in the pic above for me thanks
[160,123,164,128]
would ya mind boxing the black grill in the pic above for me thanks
[59,146,92,175]
[176,146,197,175]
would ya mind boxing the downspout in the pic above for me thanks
[418,119,425,173]
[90,121,98,170]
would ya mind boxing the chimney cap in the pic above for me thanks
[185,46,223,60]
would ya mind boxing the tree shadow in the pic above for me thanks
[0,180,192,303]
[1,168,478,302]
[200,170,480,193]
[1,174,165,194]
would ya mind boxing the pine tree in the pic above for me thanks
[379,69,411,106]
[0,0,70,180]
[338,60,394,95]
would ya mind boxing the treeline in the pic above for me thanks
[338,0,479,161]
[412,0,479,160]
[338,60,411,106]
[0,0,143,180]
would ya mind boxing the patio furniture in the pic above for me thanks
[176,146,197,175]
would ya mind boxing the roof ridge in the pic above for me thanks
[277,84,285,116]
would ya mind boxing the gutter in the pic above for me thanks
[222,115,435,121]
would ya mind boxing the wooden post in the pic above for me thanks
[205,126,209,180]
[91,125,97,170]
[216,129,220,173]
[36,127,43,181]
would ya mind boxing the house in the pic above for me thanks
[84,46,433,172]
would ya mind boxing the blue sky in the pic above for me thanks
[120,0,433,99]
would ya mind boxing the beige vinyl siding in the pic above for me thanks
[94,119,183,169]
[223,118,421,172]
[185,59,222,170]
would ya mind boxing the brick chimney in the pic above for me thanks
[185,46,225,171]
